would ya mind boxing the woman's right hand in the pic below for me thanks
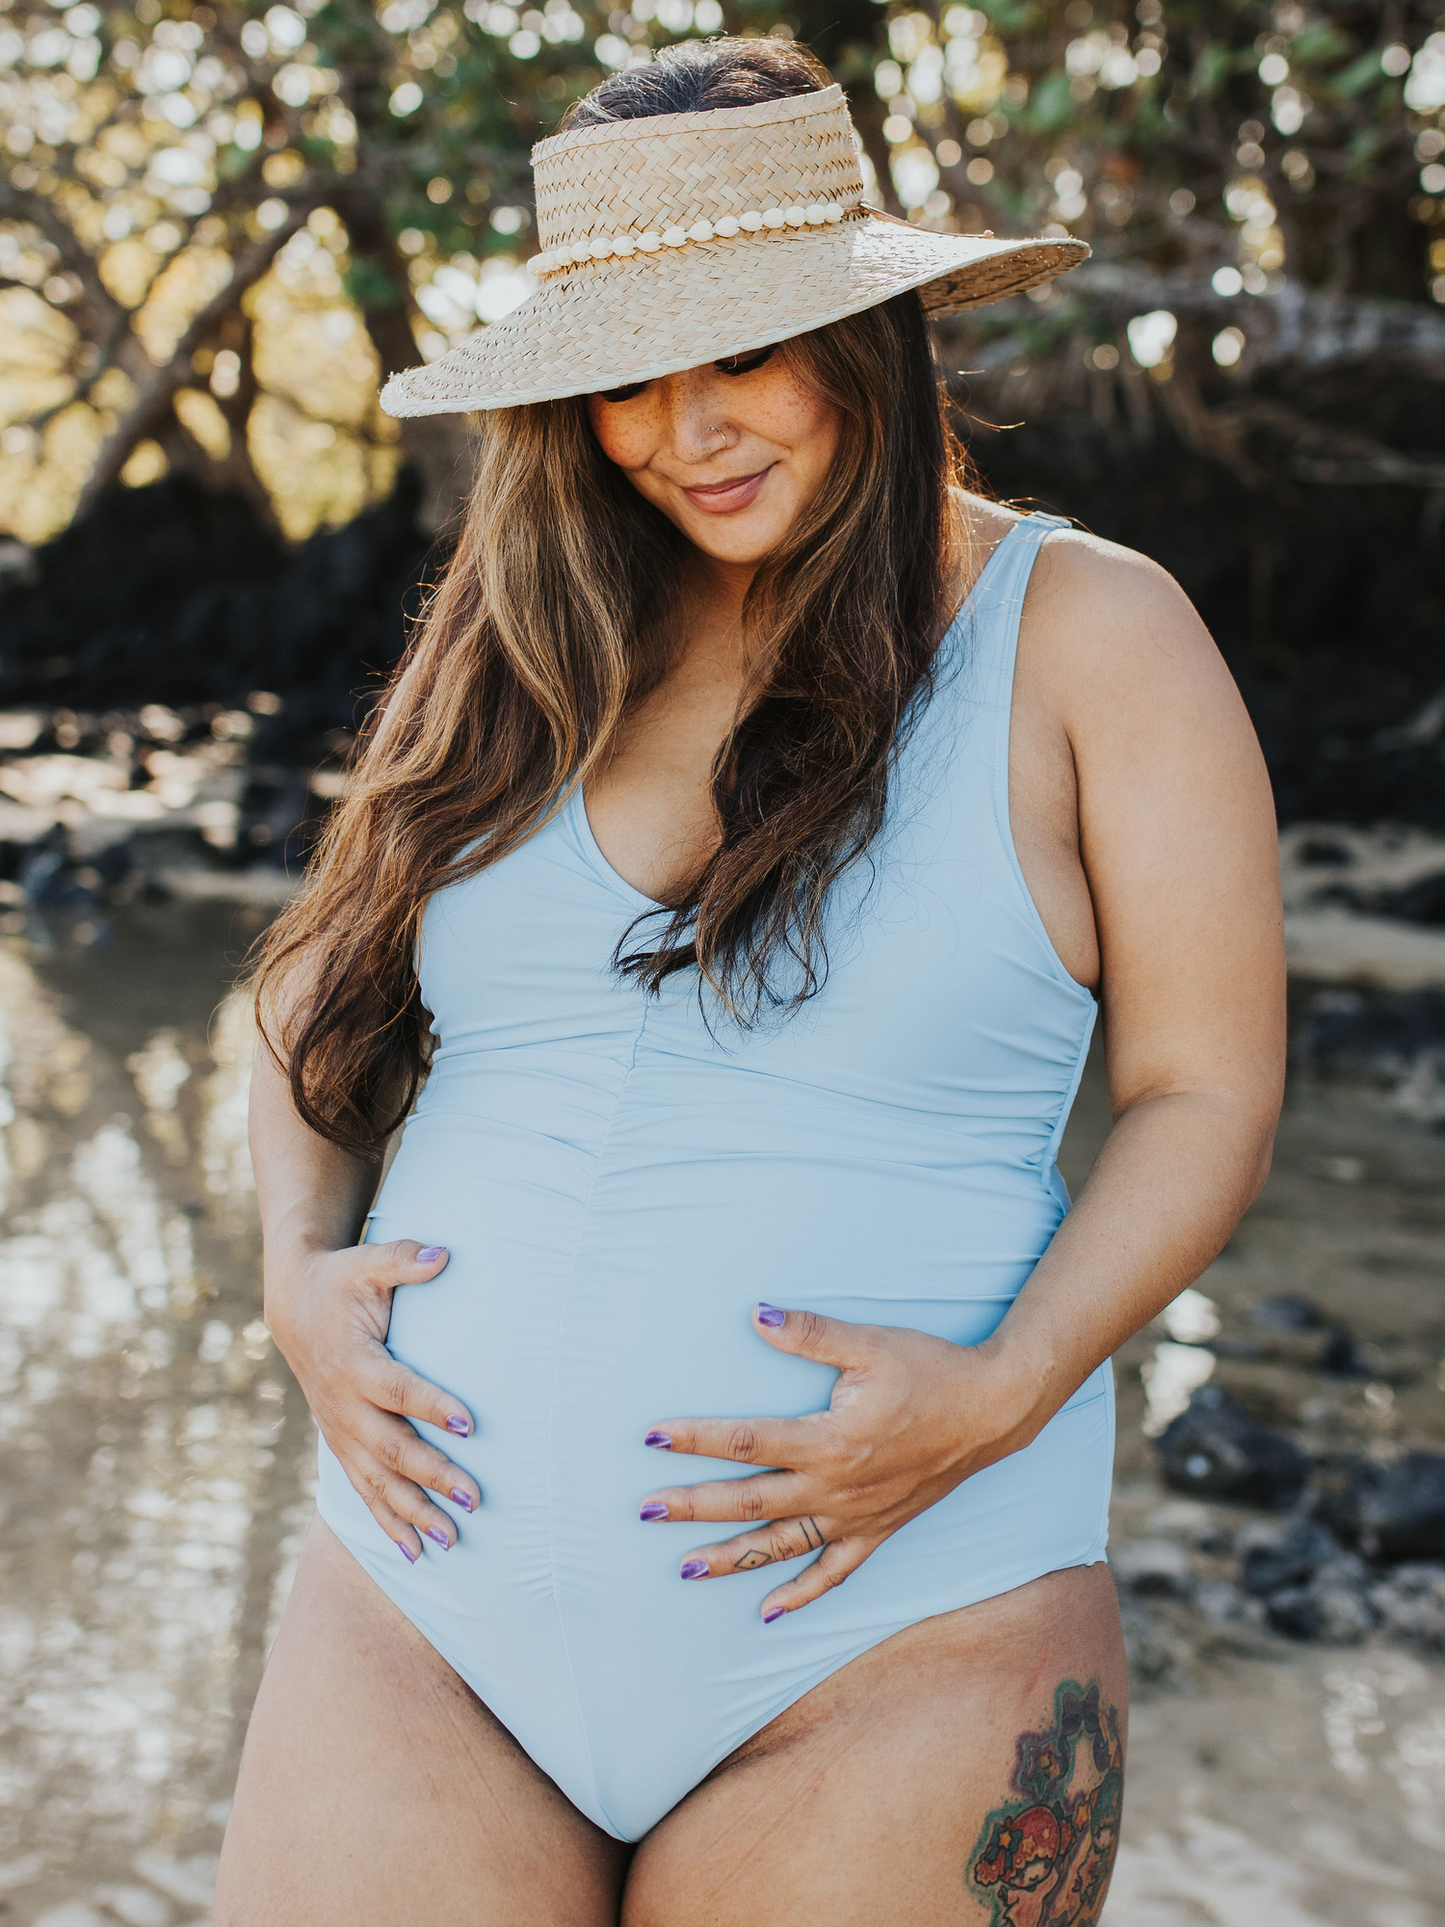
[264,1238,481,1563]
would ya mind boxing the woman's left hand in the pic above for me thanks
[639,1302,1047,1621]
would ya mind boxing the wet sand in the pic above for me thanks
[1,905,1442,1925]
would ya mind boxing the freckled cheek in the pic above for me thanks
[586,389,665,463]
[778,402,840,501]
[588,413,654,474]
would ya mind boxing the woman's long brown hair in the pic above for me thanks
[252,41,966,1154]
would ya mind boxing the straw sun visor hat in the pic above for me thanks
[381,82,1090,418]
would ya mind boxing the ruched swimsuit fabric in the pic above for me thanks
[316,512,1112,1841]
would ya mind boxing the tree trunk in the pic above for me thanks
[338,186,477,535]
[155,312,287,542]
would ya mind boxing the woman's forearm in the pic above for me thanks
[245,1036,478,1552]
[249,1041,381,1284]
[982,1086,1276,1439]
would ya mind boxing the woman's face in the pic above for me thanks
[585,346,842,569]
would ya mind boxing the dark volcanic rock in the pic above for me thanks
[1318,1325,1370,1377]
[1251,1293,1325,1333]
[1154,1386,1308,1509]
[1357,1453,1445,1563]
[1296,835,1354,866]
[1264,1560,1376,1644]
[1239,1520,1343,1597]
[1235,1519,1376,1642]
[1296,988,1445,1127]
[1307,1454,1374,1546]
[1360,870,1445,926]
[1297,989,1445,1083]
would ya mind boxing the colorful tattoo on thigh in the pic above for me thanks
[967,1679,1124,1927]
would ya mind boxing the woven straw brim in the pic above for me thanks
[382,218,1088,418]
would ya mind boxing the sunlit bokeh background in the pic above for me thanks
[3,0,1444,542]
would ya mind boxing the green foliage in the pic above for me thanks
[974,0,1040,32]
[1028,69,1076,131]
[343,255,407,307]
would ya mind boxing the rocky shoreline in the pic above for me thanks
[0,696,323,946]
[1120,1387,1445,1665]
[1069,1043,1445,1703]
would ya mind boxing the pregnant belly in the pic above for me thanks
[366,1104,1094,1535]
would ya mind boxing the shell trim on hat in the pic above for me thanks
[531,198,854,277]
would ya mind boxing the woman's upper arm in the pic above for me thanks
[1029,534,1286,1124]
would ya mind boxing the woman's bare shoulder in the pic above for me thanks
[953,492,1179,614]
[1028,521,1196,621]
[1020,522,1244,739]
[950,496,1244,741]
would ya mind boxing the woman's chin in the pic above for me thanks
[678,513,791,570]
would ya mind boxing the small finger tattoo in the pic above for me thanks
[800,1517,825,1551]
[733,1547,772,1570]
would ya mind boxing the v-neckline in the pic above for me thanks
[568,784,667,912]
[570,515,1041,909]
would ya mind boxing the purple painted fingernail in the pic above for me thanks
[640,1502,669,1521]
[763,1605,785,1623]
[680,1558,709,1580]
[757,1303,786,1328]
[399,1541,418,1563]
[425,1526,450,1548]
[418,1245,445,1263]
[644,1430,673,1449]
[450,1489,474,1511]
[446,1414,470,1437]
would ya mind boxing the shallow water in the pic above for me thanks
[0,907,1443,1924]
[0,904,301,1927]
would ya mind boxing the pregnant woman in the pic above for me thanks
[218,37,1284,1927]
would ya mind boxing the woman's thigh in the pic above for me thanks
[624,1563,1126,1927]
[214,1518,630,1927]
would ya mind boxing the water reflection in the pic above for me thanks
[0,916,312,1926]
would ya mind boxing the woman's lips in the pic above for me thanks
[680,466,773,514]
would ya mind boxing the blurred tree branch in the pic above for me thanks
[74,202,322,516]
[1032,267,1445,376]
[0,183,129,334]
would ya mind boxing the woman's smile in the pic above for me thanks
[679,465,775,514]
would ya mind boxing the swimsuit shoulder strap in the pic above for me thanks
[909,510,1073,869]
[953,510,1072,716]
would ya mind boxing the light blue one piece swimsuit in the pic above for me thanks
[316,512,1113,1841]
